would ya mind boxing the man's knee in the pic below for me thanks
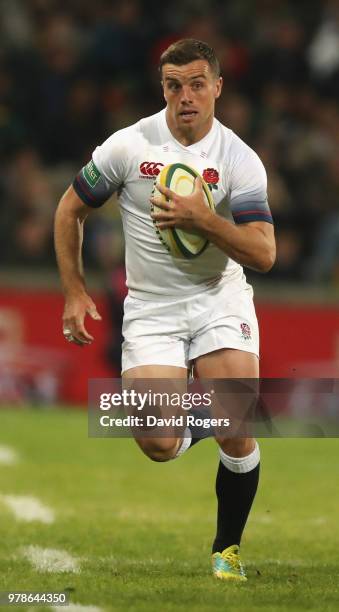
[137,438,180,462]
[216,437,256,458]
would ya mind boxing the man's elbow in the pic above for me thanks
[55,185,90,224]
[255,244,276,273]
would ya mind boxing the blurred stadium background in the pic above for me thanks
[1,3,339,610]
[1,0,339,404]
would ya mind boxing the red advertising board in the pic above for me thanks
[0,290,338,404]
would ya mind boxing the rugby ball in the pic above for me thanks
[151,163,215,258]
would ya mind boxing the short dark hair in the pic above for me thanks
[159,39,220,77]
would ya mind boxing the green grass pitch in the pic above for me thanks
[0,407,339,611]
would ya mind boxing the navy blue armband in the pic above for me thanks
[233,209,274,224]
[73,160,116,208]
[231,194,273,225]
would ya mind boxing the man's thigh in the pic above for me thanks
[194,348,258,378]
[195,349,258,455]
[121,292,191,458]
[122,365,188,460]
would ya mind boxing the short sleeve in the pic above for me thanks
[73,130,128,208]
[229,144,273,225]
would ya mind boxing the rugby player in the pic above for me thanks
[54,39,276,581]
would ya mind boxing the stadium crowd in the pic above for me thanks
[1,0,339,283]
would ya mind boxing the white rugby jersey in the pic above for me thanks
[73,109,272,299]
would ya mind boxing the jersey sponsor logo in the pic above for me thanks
[240,322,252,341]
[202,167,219,190]
[139,161,164,178]
[83,160,101,188]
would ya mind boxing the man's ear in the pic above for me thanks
[215,76,223,99]
[162,81,168,103]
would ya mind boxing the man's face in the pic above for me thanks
[162,59,222,133]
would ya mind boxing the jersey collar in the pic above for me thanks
[158,108,216,154]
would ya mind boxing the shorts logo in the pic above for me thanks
[202,168,219,190]
[139,161,164,178]
[84,160,101,188]
[240,322,251,340]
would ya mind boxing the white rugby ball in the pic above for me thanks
[151,163,215,258]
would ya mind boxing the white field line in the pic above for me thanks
[0,494,55,523]
[52,606,103,612]
[0,445,19,465]
[21,545,80,573]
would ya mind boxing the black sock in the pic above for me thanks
[186,406,214,447]
[212,461,260,553]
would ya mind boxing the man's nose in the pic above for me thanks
[180,85,193,103]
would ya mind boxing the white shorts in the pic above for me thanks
[121,283,259,374]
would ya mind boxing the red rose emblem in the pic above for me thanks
[203,168,219,184]
[240,322,251,340]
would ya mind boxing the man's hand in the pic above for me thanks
[62,292,102,346]
[150,177,212,232]
[150,174,275,272]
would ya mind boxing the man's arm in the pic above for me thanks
[54,185,102,345]
[200,213,275,273]
[150,179,276,273]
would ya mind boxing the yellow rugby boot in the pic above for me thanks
[212,545,247,581]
